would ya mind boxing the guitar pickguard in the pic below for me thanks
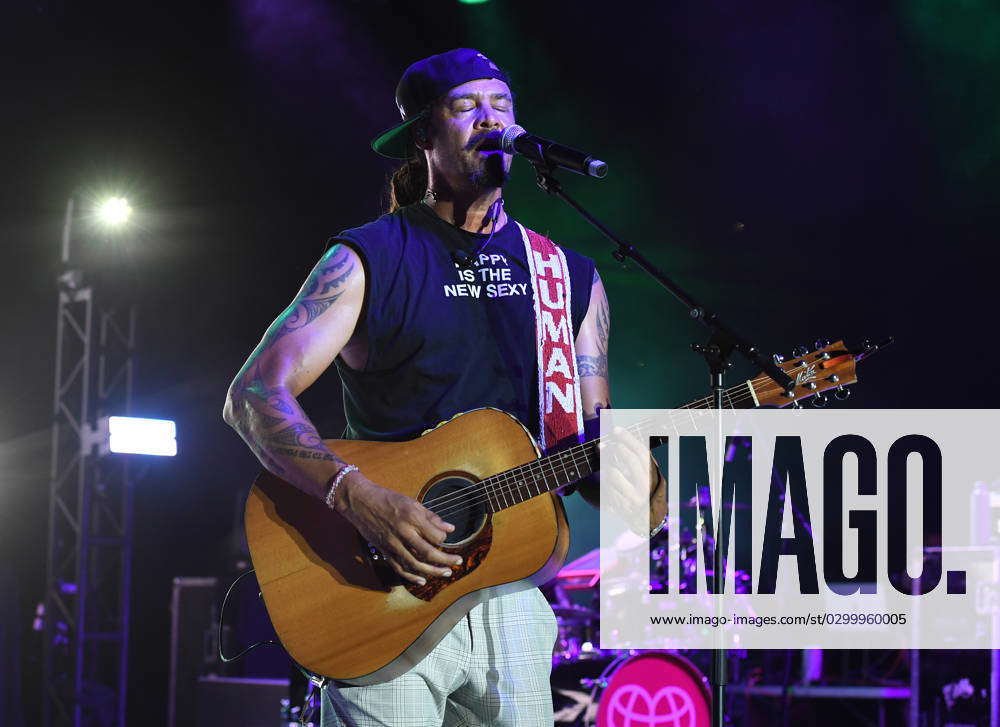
[404,519,493,602]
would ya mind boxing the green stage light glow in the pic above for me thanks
[900,0,1000,200]
[459,0,491,4]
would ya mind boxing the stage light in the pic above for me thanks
[96,197,132,227]
[458,0,491,4]
[107,416,177,456]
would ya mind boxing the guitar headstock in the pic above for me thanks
[750,338,891,408]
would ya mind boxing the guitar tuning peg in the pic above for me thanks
[835,385,851,401]
[812,392,829,408]
[772,353,785,364]
[814,338,830,350]
[790,400,802,409]
[792,345,809,358]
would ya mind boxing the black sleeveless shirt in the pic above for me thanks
[333,203,595,443]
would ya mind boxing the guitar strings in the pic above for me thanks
[424,361,848,520]
[422,387,747,514]
[425,386,761,520]
[426,384,763,519]
[425,370,846,521]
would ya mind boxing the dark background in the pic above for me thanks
[2,0,999,723]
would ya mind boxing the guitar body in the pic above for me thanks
[243,340,875,686]
[244,408,570,685]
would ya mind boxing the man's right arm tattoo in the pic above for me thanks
[265,246,356,346]
[226,244,357,479]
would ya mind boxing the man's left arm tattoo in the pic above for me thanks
[577,285,610,381]
[578,355,608,378]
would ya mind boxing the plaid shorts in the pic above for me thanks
[321,587,558,727]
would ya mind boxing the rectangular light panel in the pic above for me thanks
[108,416,177,456]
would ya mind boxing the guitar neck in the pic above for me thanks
[481,378,762,513]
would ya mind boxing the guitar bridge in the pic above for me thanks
[363,541,403,588]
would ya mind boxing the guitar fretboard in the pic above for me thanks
[476,378,762,513]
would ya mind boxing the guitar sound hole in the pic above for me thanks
[422,476,488,545]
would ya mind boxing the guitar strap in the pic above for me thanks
[517,223,584,453]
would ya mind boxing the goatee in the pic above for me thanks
[470,154,509,190]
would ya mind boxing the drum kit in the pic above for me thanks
[550,647,711,727]
[547,550,709,727]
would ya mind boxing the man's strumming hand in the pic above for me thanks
[333,472,464,586]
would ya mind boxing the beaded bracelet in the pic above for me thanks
[649,515,668,538]
[324,464,359,510]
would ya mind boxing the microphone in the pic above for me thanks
[499,125,608,179]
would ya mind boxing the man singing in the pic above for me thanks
[225,48,662,726]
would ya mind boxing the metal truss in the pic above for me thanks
[43,249,136,727]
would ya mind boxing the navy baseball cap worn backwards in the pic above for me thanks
[371,48,511,160]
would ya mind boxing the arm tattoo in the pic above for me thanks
[254,411,286,429]
[232,363,330,452]
[305,248,354,296]
[267,290,346,344]
[229,368,340,473]
[578,354,608,378]
[266,422,325,451]
[579,287,610,379]
[299,292,345,321]
[273,446,346,466]
[267,245,356,345]
[227,245,358,478]
[320,247,352,276]
[233,361,295,415]
[243,437,287,475]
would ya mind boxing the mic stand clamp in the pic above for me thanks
[528,160,794,727]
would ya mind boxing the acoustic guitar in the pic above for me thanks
[244,340,884,685]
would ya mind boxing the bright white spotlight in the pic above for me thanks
[96,197,132,227]
[107,416,177,456]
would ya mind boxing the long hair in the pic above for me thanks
[387,152,428,212]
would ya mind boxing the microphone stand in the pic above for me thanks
[527,159,795,727]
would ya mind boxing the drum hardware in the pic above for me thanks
[553,651,713,727]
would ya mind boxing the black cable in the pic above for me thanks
[218,568,280,663]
